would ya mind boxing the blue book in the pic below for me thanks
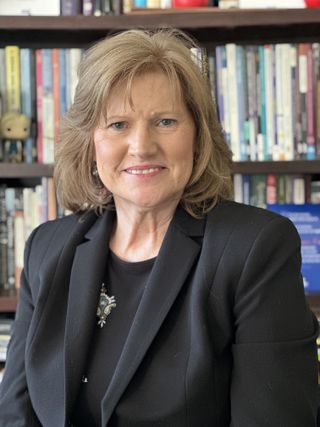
[267,203,320,293]
[58,49,67,117]
[236,45,248,161]
[134,0,147,6]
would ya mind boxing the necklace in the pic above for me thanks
[96,283,116,328]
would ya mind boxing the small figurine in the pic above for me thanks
[1,112,30,162]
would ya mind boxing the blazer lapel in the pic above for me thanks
[64,209,115,421]
[101,207,205,426]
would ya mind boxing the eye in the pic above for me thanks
[110,121,126,130]
[158,119,176,127]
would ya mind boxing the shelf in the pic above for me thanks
[1,9,320,46]
[0,163,53,178]
[0,160,319,178]
[0,296,17,313]
[232,160,320,175]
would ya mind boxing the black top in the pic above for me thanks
[71,251,155,427]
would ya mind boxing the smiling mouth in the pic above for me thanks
[125,167,164,175]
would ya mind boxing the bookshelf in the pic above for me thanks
[0,9,319,314]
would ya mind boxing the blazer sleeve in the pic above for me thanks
[0,228,42,427]
[230,215,319,427]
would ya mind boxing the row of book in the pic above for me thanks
[3,42,320,165]
[0,46,83,164]
[233,174,320,208]
[209,43,320,162]
[0,180,61,296]
[0,0,123,16]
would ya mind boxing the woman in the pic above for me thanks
[0,28,318,427]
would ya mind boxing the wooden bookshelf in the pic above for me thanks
[0,163,53,178]
[0,9,319,314]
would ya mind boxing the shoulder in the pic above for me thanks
[206,200,298,239]
[202,200,300,271]
[24,210,98,271]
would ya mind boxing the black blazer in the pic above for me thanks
[0,201,318,427]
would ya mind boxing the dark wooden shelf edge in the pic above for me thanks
[1,9,320,30]
[232,160,320,174]
[0,296,17,312]
[0,163,54,178]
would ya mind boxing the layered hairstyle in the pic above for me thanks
[54,28,233,218]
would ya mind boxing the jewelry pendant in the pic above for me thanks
[96,283,116,328]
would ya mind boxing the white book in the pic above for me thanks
[274,44,284,160]
[233,174,243,203]
[67,49,82,109]
[0,0,60,15]
[264,45,275,161]
[239,0,305,8]
[226,44,240,161]
[281,44,294,161]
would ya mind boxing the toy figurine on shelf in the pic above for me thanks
[0,112,30,163]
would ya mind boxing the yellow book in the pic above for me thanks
[5,45,20,113]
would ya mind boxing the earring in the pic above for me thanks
[92,163,99,177]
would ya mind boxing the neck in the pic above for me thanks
[109,201,178,262]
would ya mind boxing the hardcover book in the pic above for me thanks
[267,203,320,293]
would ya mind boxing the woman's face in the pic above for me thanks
[93,71,195,213]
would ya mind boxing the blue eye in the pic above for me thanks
[159,119,176,127]
[111,122,126,130]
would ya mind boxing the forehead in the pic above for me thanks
[105,70,184,114]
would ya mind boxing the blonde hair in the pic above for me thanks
[54,28,233,218]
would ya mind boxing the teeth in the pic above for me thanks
[127,167,161,175]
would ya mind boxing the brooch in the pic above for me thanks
[96,283,116,328]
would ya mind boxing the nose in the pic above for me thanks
[127,123,157,158]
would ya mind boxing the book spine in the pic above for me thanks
[4,188,15,294]
[282,44,294,161]
[264,44,275,161]
[41,49,55,164]
[5,45,20,113]
[0,49,6,117]
[306,43,316,159]
[246,46,259,161]
[226,43,240,161]
[274,44,284,160]
[236,45,249,161]
[258,45,267,161]
[20,48,35,164]
[83,0,94,15]
[0,186,8,296]
[61,0,82,15]
[52,48,60,145]
[58,49,68,117]
[298,43,308,159]
[266,173,277,205]
[36,49,43,164]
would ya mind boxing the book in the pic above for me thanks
[35,49,43,163]
[5,45,20,113]
[0,187,8,296]
[61,0,82,15]
[0,0,60,15]
[20,48,37,164]
[83,0,94,15]
[239,0,305,7]
[41,49,55,164]
[267,204,320,293]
